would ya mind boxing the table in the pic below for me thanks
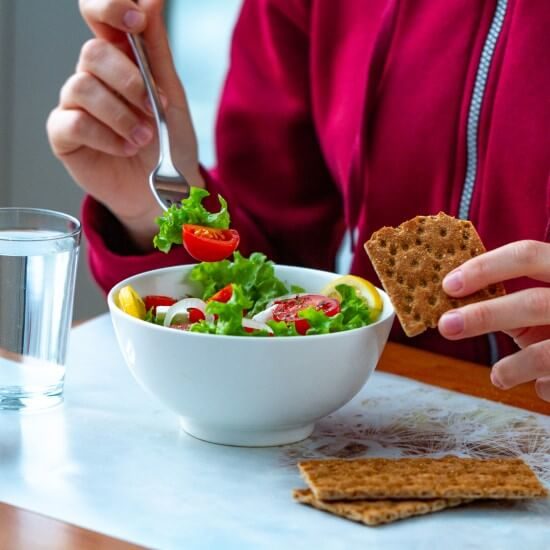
[1,315,549,549]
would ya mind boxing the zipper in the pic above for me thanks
[458,0,508,220]
[458,0,508,364]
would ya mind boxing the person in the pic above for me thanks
[47,0,550,402]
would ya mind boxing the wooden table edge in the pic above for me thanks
[377,342,550,416]
[0,501,145,550]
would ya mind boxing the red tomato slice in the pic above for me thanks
[208,284,233,303]
[144,295,176,314]
[272,294,340,335]
[182,224,240,262]
[187,308,206,323]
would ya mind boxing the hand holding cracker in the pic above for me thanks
[365,213,550,404]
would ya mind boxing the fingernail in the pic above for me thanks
[439,311,464,335]
[491,370,505,390]
[131,124,153,146]
[443,269,464,293]
[123,10,145,30]
[123,141,139,156]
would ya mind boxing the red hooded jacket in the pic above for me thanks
[83,0,550,364]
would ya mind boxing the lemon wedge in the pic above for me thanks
[321,275,383,320]
[117,285,146,319]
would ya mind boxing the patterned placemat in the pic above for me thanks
[280,372,550,493]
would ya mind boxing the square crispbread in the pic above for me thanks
[293,488,468,526]
[298,457,548,501]
[364,212,506,337]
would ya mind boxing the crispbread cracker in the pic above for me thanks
[364,212,506,337]
[293,488,468,526]
[298,456,548,501]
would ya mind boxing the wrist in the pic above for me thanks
[117,206,162,253]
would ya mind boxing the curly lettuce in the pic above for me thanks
[188,265,376,337]
[190,284,270,337]
[153,187,230,253]
[189,251,303,317]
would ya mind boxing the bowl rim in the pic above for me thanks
[107,263,395,342]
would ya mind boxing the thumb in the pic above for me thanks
[139,0,186,108]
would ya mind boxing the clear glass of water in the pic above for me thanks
[0,208,80,410]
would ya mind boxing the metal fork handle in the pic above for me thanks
[127,33,178,176]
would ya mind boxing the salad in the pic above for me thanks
[117,188,383,337]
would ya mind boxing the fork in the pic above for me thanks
[127,33,190,211]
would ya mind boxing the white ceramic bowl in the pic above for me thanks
[108,264,395,446]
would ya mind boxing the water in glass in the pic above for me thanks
[0,212,80,410]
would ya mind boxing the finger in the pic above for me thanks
[47,108,138,157]
[505,325,550,349]
[79,0,147,42]
[535,376,550,402]
[490,341,550,390]
[443,240,550,297]
[439,287,550,339]
[60,72,154,147]
[77,38,155,115]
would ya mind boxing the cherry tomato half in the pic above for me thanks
[187,308,206,323]
[143,295,176,314]
[208,284,233,303]
[182,224,240,262]
[272,294,340,335]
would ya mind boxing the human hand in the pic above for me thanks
[438,240,550,402]
[47,0,203,250]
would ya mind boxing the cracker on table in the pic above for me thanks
[298,456,548,501]
[364,212,506,337]
[293,488,468,526]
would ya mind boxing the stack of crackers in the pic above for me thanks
[293,456,548,526]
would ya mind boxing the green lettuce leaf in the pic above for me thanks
[299,308,344,335]
[183,282,375,337]
[189,251,303,317]
[144,308,164,325]
[266,320,300,337]
[189,284,269,336]
[153,187,230,253]
[336,283,373,329]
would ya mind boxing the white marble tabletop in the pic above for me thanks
[0,314,549,550]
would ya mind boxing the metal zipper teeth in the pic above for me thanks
[458,0,508,221]
[459,0,508,365]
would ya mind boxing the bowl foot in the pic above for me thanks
[180,419,315,447]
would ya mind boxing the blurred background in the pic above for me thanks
[0,0,241,320]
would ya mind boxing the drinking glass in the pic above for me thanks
[0,208,80,410]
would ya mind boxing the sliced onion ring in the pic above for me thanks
[163,298,213,327]
[251,305,276,324]
[155,305,171,317]
[242,318,273,334]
